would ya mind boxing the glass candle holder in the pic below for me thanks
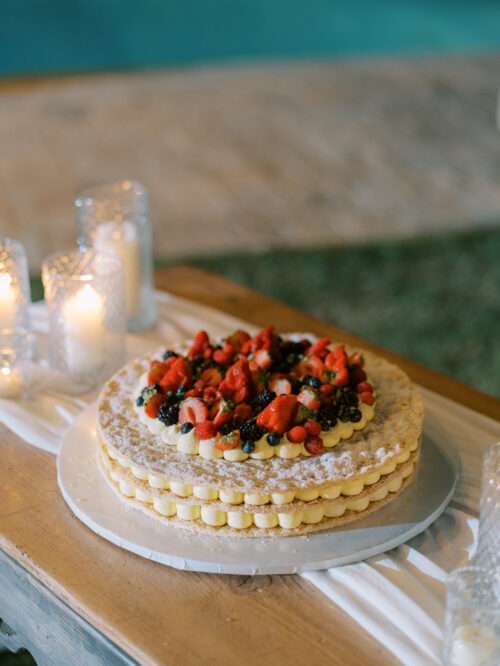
[42,248,126,390]
[476,442,500,575]
[0,238,31,333]
[0,329,32,399]
[75,180,156,332]
[443,566,500,666]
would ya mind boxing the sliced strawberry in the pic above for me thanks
[325,351,348,372]
[254,349,273,370]
[147,360,168,385]
[200,367,222,386]
[295,355,324,379]
[159,357,192,392]
[256,395,298,434]
[304,420,322,437]
[185,387,202,398]
[213,400,234,428]
[308,337,331,360]
[331,366,349,388]
[305,436,325,455]
[286,425,307,443]
[215,431,240,451]
[356,381,373,394]
[234,403,253,424]
[349,351,364,367]
[203,386,219,405]
[213,341,236,366]
[219,358,253,404]
[188,330,210,360]
[350,367,367,384]
[360,391,375,406]
[195,421,217,440]
[144,393,166,419]
[297,387,321,410]
[269,374,292,395]
[226,330,251,352]
[179,397,208,425]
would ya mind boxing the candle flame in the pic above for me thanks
[0,273,13,293]
[1,366,11,376]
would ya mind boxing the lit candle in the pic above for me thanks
[0,365,23,399]
[0,273,17,329]
[95,221,140,319]
[63,284,105,376]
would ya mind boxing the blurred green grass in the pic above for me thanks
[31,227,500,397]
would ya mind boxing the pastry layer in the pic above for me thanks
[99,447,419,535]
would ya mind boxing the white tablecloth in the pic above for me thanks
[2,292,498,666]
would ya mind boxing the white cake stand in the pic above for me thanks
[57,403,458,575]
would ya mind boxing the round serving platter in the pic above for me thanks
[58,403,458,575]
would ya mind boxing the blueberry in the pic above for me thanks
[242,440,255,454]
[349,408,362,423]
[305,375,321,389]
[267,433,281,446]
[163,350,178,361]
[176,386,187,398]
[180,421,194,434]
[136,396,144,407]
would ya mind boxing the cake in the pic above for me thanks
[97,327,423,536]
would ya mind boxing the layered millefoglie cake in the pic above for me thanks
[97,327,424,536]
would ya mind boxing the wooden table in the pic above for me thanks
[1,266,499,666]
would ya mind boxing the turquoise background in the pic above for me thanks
[2,0,500,76]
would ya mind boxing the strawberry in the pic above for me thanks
[200,367,222,386]
[304,420,322,437]
[188,330,211,360]
[226,330,251,352]
[360,391,375,406]
[203,346,214,360]
[349,351,364,367]
[203,386,219,405]
[350,367,367,384]
[195,421,217,440]
[219,358,253,404]
[331,344,348,361]
[286,425,307,443]
[247,326,276,354]
[331,367,349,388]
[254,349,273,370]
[256,395,298,434]
[147,360,168,385]
[185,387,203,398]
[308,337,331,360]
[297,387,321,411]
[305,436,325,455]
[295,355,324,379]
[234,403,253,424]
[144,393,166,418]
[215,431,240,451]
[213,400,234,428]
[179,397,208,424]
[269,374,292,395]
[320,383,334,397]
[213,342,236,366]
[159,357,192,392]
[356,381,373,394]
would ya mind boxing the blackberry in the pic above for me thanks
[219,422,234,436]
[239,418,264,442]
[267,433,281,446]
[349,408,362,423]
[180,421,194,433]
[339,389,358,407]
[304,375,321,389]
[162,350,178,361]
[338,407,351,422]
[242,440,255,454]
[158,403,179,426]
[319,420,332,431]
[255,387,276,408]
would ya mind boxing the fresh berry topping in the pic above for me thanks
[295,355,325,379]
[308,338,331,359]
[139,384,161,404]
[297,387,321,411]
[269,375,292,395]
[360,391,375,406]
[226,329,251,352]
[242,440,255,454]
[148,360,168,385]
[195,421,217,440]
[350,367,367,384]
[215,431,240,450]
[286,425,307,443]
[162,350,178,361]
[256,395,298,434]
[305,436,325,455]
[219,421,235,435]
[200,367,223,386]
[158,403,180,426]
[267,432,281,446]
[320,383,334,397]
[188,330,210,360]
[145,393,166,419]
[176,386,187,399]
[254,387,276,408]
[136,395,144,407]
[331,366,349,387]
[304,420,322,436]
[239,418,265,442]
[159,357,192,392]
[254,349,273,369]
[304,375,321,389]
[350,408,362,422]
[180,421,194,434]
[234,403,253,424]
[348,351,364,367]
[179,397,208,424]
[318,404,338,428]
[356,381,373,394]
[219,358,253,404]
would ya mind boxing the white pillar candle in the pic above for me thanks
[0,366,23,399]
[95,221,140,319]
[63,284,105,376]
[0,273,17,329]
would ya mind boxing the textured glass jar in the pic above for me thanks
[476,442,500,576]
[0,329,32,399]
[0,237,31,333]
[42,249,126,390]
[75,180,156,332]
